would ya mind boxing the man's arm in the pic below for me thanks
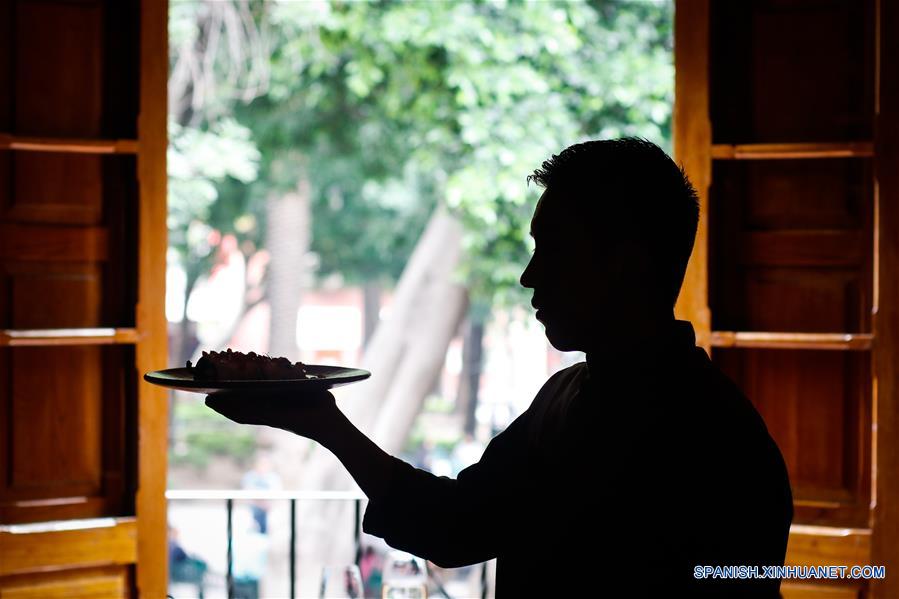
[358,415,530,568]
[307,407,395,501]
[314,402,531,567]
[206,392,394,499]
[206,391,530,567]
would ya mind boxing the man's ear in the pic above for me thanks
[608,237,654,276]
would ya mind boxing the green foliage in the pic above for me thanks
[169,398,258,469]
[168,2,268,299]
[257,0,672,305]
[423,393,456,414]
[167,116,262,296]
[168,118,260,234]
[169,0,674,307]
[403,425,461,457]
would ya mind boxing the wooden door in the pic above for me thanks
[0,1,168,597]
[675,1,899,597]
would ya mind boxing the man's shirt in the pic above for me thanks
[363,319,794,597]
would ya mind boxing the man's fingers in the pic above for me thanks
[205,391,334,429]
[205,394,258,424]
[205,393,238,411]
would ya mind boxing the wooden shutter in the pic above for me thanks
[0,1,168,597]
[675,1,899,597]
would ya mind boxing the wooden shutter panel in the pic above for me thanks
[675,1,899,597]
[0,1,168,597]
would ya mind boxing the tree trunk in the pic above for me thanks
[256,175,317,588]
[289,206,469,581]
[456,314,486,436]
[176,267,204,366]
[265,178,311,359]
[262,176,313,492]
[368,240,468,453]
[170,271,202,453]
[361,280,381,350]
[328,206,466,435]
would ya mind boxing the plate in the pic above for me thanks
[143,365,371,396]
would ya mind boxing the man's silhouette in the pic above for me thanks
[208,138,794,597]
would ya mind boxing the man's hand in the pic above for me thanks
[205,390,341,442]
[207,389,395,500]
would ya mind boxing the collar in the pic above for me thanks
[584,318,698,382]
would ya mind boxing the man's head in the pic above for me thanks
[519,138,699,352]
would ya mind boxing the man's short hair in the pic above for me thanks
[527,137,700,308]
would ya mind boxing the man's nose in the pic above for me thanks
[520,255,537,289]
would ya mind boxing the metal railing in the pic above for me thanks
[166,489,490,599]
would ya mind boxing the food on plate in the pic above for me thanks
[187,349,308,381]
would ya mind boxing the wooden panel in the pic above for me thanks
[710,332,872,351]
[101,155,139,329]
[0,153,140,327]
[135,0,170,594]
[0,0,155,595]
[13,1,103,138]
[734,268,865,333]
[0,3,10,132]
[8,347,103,496]
[0,147,135,333]
[713,159,870,231]
[0,153,9,225]
[0,498,110,527]
[0,329,141,348]
[714,348,870,527]
[712,142,874,160]
[6,152,103,225]
[677,0,887,595]
[871,1,899,596]
[102,1,140,140]
[0,519,136,576]
[0,565,131,599]
[0,225,108,262]
[673,0,712,347]
[0,136,139,155]
[710,0,875,143]
[782,583,861,599]
[714,265,867,334]
[740,232,864,267]
[6,264,103,329]
[787,525,872,568]
[709,158,873,334]
[0,345,132,524]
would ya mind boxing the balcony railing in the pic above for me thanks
[166,489,490,598]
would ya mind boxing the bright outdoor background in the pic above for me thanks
[165,1,673,597]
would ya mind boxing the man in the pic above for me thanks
[208,138,793,596]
